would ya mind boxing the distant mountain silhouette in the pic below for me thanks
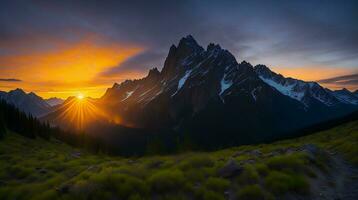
[354,90,358,97]
[45,97,64,106]
[332,88,358,105]
[0,88,52,117]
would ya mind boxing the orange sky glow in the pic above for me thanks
[272,66,357,91]
[0,36,145,99]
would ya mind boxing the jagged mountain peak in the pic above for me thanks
[237,61,255,74]
[239,60,253,67]
[147,67,160,78]
[254,64,271,73]
[254,64,286,80]
[207,43,222,52]
[336,88,350,93]
[179,35,198,45]
[28,92,37,96]
[112,79,135,89]
[254,64,268,69]
[112,82,120,88]
[10,88,26,95]
[177,35,204,53]
[161,35,205,79]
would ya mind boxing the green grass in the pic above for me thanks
[237,184,273,200]
[0,120,357,199]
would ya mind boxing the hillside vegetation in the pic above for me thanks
[0,120,357,200]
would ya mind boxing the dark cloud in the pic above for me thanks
[0,78,22,82]
[100,50,166,77]
[318,74,358,86]
[1,0,357,75]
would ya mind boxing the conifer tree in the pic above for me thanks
[0,114,6,139]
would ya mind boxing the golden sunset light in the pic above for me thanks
[0,36,143,99]
[49,97,109,130]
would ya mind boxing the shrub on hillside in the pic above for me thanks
[148,170,185,193]
[265,153,307,172]
[178,155,214,170]
[237,164,259,185]
[0,116,5,139]
[255,163,269,176]
[202,190,225,200]
[237,184,273,200]
[264,171,309,195]
[73,172,149,199]
[204,177,230,193]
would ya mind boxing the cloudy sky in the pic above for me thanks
[0,0,357,98]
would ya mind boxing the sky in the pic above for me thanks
[0,0,357,99]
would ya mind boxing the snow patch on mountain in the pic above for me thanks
[178,70,192,90]
[172,69,193,97]
[121,91,134,102]
[220,73,233,95]
[259,76,304,101]
[251,87,261,101]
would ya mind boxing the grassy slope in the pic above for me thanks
[0,120,357,200]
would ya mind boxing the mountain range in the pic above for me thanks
[93,36,357,148]
[5,35,358,150]
[0,88,52,117]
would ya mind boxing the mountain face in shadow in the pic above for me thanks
[43,35,358,150]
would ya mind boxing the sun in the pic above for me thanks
[77,94,84,100]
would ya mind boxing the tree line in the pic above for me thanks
[0,100,100,151]
[0,100,53,139]
[3,98,356,156]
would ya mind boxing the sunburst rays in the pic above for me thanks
[52,97,109,131]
